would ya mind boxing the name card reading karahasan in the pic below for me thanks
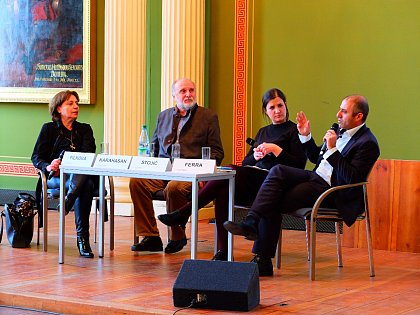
[93,154,132,170]
[130,157,172,172]
[61,152,96,167]
[171,158,216,174]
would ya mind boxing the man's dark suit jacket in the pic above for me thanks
[302,125,380,226]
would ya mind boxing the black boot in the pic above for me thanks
[56,192,76,216]
[77,235,94,258]
[65,192,76,214]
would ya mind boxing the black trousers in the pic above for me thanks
[176,165,270,252]
[48,174,94,236]
[249,164,330,258]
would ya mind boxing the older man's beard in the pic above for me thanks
[178,100,196,111]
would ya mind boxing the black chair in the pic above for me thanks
[36,169,115,252]
[278,181,375,280]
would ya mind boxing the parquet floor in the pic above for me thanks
[0,210,419,315]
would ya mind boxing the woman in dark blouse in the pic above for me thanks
[158,88,307,259]
[32,90,96,258]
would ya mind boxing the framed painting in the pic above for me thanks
[0,0,96,104]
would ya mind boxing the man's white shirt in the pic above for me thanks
[298,124,365,185]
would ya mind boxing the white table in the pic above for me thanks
[59,166,235,264]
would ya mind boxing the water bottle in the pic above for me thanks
[138,124,149,156]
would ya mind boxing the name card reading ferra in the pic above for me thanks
[130,156,171,172]
[93,154,132,170]
[61,152,96,167]
[171,158,216,174]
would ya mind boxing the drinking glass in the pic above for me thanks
[201,147,211,160]
[149,143,156,157]
[100,142,109,155]
[172,143,181,159]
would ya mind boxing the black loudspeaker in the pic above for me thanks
[173,259,260,311]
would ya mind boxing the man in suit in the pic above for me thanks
[224,94,380,276]
[129,78,224,254]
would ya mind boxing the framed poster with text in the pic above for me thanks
[0,0,96,104]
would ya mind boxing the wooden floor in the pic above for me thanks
[0,210,419,315]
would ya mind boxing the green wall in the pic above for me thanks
[146,0,162,133]
[209,0,420,164]
[0,1,105,190]
[208,0,236,164]
[251,0,420,160]
[2,0,419,192]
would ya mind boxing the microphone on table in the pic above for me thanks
[246,137,256,147]
[48,150,65,180]
[319,123,339,156]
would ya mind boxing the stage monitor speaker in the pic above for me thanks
[173,259,260,311]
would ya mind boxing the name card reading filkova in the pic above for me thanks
[93,154,132,170]
[171,158,216,174]
[61,152,96,167]
[130,156,172,172]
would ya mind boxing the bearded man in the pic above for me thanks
[129,78,224,254]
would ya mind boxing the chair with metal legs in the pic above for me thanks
[278,181,375,280]
[93,176,115,249]
[217,183,374,280]
[36,169,115,252]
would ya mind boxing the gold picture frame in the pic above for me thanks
[0,0,96,104]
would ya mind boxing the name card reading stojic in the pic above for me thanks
[130,157,171,172]
[93,154,132,170]
[171,158,216,174]
[61,152,96,167]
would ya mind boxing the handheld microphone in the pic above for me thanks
[48,150,65,180]
[246,137,256,147]
[319,123,339,155]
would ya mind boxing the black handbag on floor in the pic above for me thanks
[1,193,37,248]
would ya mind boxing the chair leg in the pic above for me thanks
[365,216,375,277]
[42,195,48,252]
[37,214,40,245]
[309,219,317,280]
[335,222,343,267]
[305,219,310,261]
[275,225,283,269]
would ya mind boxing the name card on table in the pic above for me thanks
[93,154,132,170]
[171,158,216,174]
[130,157,172,172]
[61,152,96,167]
